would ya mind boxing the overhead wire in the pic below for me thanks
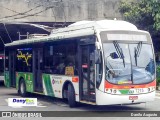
[0,0,118,22]
[0,36,5,45]
[0,0,63,22]
[0,6,55,22]
[3,23,13,42]
[0,0,117,25]
[0,5,42,19]
[0,0,83,22]
[32,0,66,28]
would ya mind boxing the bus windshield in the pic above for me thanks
[103,42,155,85]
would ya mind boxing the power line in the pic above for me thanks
[0,36,5,45]
[32,0,64,28]
[0,5,42,19]
[0,0,65,23]
[0,0,63,22]
[0,6,52,22]
[11,8,50,20]
[0,5,21,14]
[0,0,109,23]
[0,0,61,21]
[3,23,12,43]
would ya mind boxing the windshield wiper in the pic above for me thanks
[134,41,142,66]
[113,41,125,67]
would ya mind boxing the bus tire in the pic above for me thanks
[68,83,76,108]
[19,79,27,97]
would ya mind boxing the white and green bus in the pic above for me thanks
[4,20,156,107]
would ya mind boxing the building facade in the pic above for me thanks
[0,0,122,23]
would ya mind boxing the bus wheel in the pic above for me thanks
[19,79,27,97]
[68,84,76,108]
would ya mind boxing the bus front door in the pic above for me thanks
[33,48,43,93]
[79,45,96,102]
[9,51,16,87]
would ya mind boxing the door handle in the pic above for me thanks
[99,74,102,78]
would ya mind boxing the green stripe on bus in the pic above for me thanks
[16,72,34,92]
[4,71,10,87]
[43,74,55,97]
[119,90,129,94]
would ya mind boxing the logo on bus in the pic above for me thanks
[52,79,60,84]
[17,50,32,66]
[52,79,55,84]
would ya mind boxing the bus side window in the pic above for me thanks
[44,45,54,73]
[43,42,78,76]
[65,43,78,76]
[96,51,103,88]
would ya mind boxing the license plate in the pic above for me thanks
[129,96,138,100]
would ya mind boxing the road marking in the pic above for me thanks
[53,102,68,107]
[36,105,47,107]
[36,102,47,107]
[10,106,23,108]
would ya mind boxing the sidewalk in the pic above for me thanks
[156,90,160,97]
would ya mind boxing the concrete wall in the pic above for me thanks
[0,0,122,22]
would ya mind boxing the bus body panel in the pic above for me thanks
[4,71,10,87]
[96,89,155,105]
[15,72,80,102]
[96,80,156,105]
[42,74,80,102]
[104,80,156,94]
[16,72,34,93]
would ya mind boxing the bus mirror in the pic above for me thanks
[110,52,119,59]
[96,42,100,50]
[95,50,101,64]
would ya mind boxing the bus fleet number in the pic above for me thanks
[128,88,144,94]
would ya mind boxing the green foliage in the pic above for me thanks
[157,77,160,87]
[157,65,160,73]
[157,65,160,86]
[119,0,160,36]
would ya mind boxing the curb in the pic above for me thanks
[156,93,160,97]
[156,90,160,97]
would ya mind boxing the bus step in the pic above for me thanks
[80,100,96,105]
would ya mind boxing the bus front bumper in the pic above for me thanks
[96,89,155,105]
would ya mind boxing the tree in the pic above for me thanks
[119,0,160,36]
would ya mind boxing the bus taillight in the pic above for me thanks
[72,77,79,83]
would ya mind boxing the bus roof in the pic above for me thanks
[5,20,139,47]
[67,20,138,30]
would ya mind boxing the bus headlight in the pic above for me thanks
[113,90,117,94]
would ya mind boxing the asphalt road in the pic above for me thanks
[0,80,160,111]
[0,80,160,120]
